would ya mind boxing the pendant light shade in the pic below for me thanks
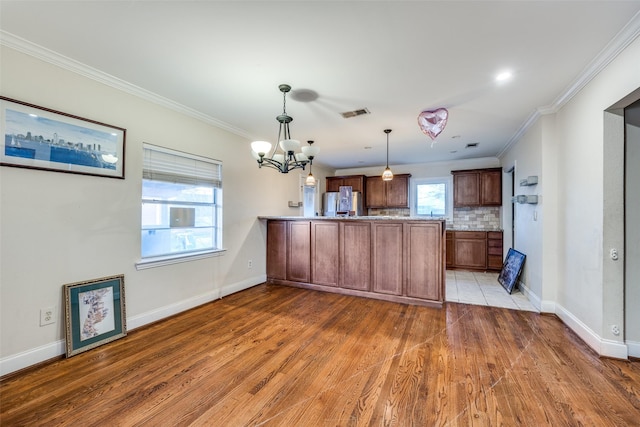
[382,129,394,181]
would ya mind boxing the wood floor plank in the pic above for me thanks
[2,284,640,426]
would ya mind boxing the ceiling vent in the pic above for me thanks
[465,143,479,149]
[341,108,370,118]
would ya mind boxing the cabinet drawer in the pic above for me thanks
[487,231,503,239]
[453,231,486,240]
[488,246,503,256]
[488,239,502,248]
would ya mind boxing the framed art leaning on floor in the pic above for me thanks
[63,275,127,357]
[498,248,526,294]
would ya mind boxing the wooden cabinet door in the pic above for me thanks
[453,172,480,207]
[311,221,339,287]
[343,176,365,193]
[365,177,385,208]
[453,231,487,269]
[326,177,343,192]
[266,220,287,280]
[287,221,311,283]
[480,169,502,206]
[340,222,371,290]
[446,230,454,268]
[385,175,409,208]
[371,222,404,295]
[405,222,442,301]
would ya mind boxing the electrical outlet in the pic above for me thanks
[612,325,620,336]
[248,259,253,269]
[40,306,56,326]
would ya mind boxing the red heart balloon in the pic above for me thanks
[418,108,448,140]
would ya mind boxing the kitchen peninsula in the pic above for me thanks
[260,216,446,307]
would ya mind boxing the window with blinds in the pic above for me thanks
[141,143,222,260]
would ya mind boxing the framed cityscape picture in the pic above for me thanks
[498,248,526,294]
[0,96,126,178]
[63,275,127,357]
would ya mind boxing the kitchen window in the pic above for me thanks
[410,177,452,219]
[137,143,223,269]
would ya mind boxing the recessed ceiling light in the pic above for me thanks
[495,71,512,82]
[450,150,458,153]
[364,146,372,150]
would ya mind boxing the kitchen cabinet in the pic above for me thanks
[453,231,487,270]
[405,222,443,301]
[446,230,504,271]
[452,168,502,207]
[371,222,404,295]
[287,221,311,283]
[264,217,445,307]
[365,174,411,208]
[339,221,371,291]
[311,221,339,287]
[266,220,287,280]
[326,175,365,193]
[487,231,504,270]
[446,231,454,268]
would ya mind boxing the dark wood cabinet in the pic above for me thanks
[265,218,445,307]
[326,175,365,193]
[487,231,504,270]
[266,220,287,280]
[446,230,503,271]
[365,174,411,208]
[446,230,454,268]
[452,168,502,207]
[453,231,487,270]
[287,221,311,283]
[311,221,339,287]
[405,222,443,301]
[371,222,404,295]
[339,221,371,291]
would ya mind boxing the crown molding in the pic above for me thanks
[0,30,252,140]
[500,10,640,157]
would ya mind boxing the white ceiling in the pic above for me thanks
[2,1,640,170]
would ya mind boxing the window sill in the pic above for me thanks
[135,249,226,270]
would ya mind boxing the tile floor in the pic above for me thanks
[445,270,538,312]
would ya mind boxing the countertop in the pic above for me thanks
[258,215,446,222]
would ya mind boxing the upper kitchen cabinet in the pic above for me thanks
[326,175,366,193]
[452,168,502,207]
[365,174,411,208]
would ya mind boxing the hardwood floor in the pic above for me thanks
[2,284,639,426]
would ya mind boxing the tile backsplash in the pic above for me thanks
[452,206,501,229]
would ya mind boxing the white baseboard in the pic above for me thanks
[555,303,628,359]
[0,275,266,377]
[627,340,640,358]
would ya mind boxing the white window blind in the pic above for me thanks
[143,143,222,188]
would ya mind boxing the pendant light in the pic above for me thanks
[382,129,393,181]
[304,140,317,187]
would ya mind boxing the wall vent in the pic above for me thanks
[341,108,370,118]
[465,143,479,149]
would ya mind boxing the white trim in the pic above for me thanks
[627,340,640,358]
[0,275,266,376]
[555,303,628,359]
[517,280,542,312]
[135,249,226,270]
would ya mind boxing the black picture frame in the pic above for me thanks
[498,248,526,294]
[1,96,126,178]
[63,275,127,357]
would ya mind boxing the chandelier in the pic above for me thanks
[250,84,319,182]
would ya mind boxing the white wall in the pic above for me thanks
[0,46,326,375]
[500,118,545,308]
[500,35,640,358]
[625,115,640,355]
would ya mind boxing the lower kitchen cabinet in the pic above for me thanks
[311,221,339,287]
[265,218,445,307]
[372,222,404,295]
[446,230,504,271]
[339,222,371,291]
